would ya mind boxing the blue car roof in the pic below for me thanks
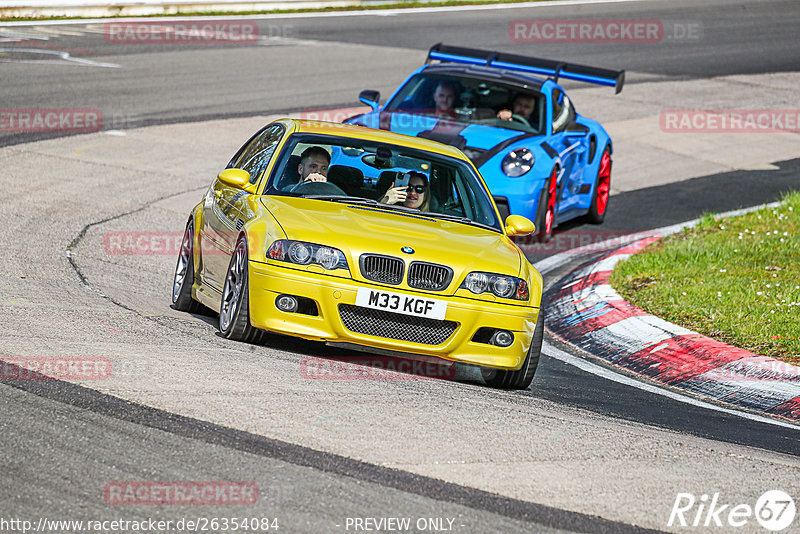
[419,64,548,92]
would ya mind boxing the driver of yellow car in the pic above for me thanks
[297,146,330,183]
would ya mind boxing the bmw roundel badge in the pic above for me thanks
[401,246,415,254]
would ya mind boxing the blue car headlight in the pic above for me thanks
[267,239,348,271]
[501,148,534,177]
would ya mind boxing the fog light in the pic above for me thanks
[489,329,514,347]
[276,294,299,313]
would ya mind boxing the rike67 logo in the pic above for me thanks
[669,491,796,531]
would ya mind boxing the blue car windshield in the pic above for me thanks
[384,73,545,134]
[267,133,502,232]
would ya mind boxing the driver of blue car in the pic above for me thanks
[497,93,536,123]
[297,146,330,183]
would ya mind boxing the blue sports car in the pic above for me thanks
[344,43,624,242]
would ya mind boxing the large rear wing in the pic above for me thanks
[426,43,625,94]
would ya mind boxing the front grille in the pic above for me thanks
[339,304,457,345]
[408,262,453,291]
[360,254,404,285]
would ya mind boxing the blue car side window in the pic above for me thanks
[552,89,572,134]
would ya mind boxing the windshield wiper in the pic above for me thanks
[305,195,380,205]
[307,197,496,230]
[425,212,499,231]
[307,196,429,216]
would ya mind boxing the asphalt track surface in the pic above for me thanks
[2,0,800,146]
[2,1,800,532]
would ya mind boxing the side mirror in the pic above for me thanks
[505,215,535,236]
[359,89,381,112]
[218,168,252,189]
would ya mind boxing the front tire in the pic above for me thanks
[536,166,558,243]
[219,237,265,344]
[587,147,611,224]
[172,220,202,313]
[481,309,544,390]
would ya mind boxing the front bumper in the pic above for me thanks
[248,261,539,370]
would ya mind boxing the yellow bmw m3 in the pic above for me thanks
[172,119,543,389]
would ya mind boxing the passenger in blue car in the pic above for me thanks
[431,81,459,119]
[398,80,460,119]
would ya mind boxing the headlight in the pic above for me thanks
[501,148,534,177]
[463,272,489,294]
[289,242,312,265]
[267,240,348,271]
[315,247,341,270]
[460,272,529,300]
[491,276,514,298]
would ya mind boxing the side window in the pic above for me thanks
[433,165,496,226]
[551,89,572,134]
[229,124,284,184]
[456,170,495,226]
[430,165,462,216]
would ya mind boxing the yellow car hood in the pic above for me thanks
[261,196,522,288]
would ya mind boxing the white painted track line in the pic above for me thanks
[535,201,797,429]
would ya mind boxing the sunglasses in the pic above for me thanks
[406,185,426,193]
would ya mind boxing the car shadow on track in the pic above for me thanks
[172,299,482,385]
[211,327,486,385]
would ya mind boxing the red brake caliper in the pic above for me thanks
[596,151,611,215]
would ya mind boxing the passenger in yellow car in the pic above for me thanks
[297,146,330,183]
[380,171,431,211]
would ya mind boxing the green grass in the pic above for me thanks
[610,191,800,365]
[0,0,555,21]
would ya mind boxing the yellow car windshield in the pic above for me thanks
[267,133,502,232]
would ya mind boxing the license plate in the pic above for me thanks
[355,288,447,320]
